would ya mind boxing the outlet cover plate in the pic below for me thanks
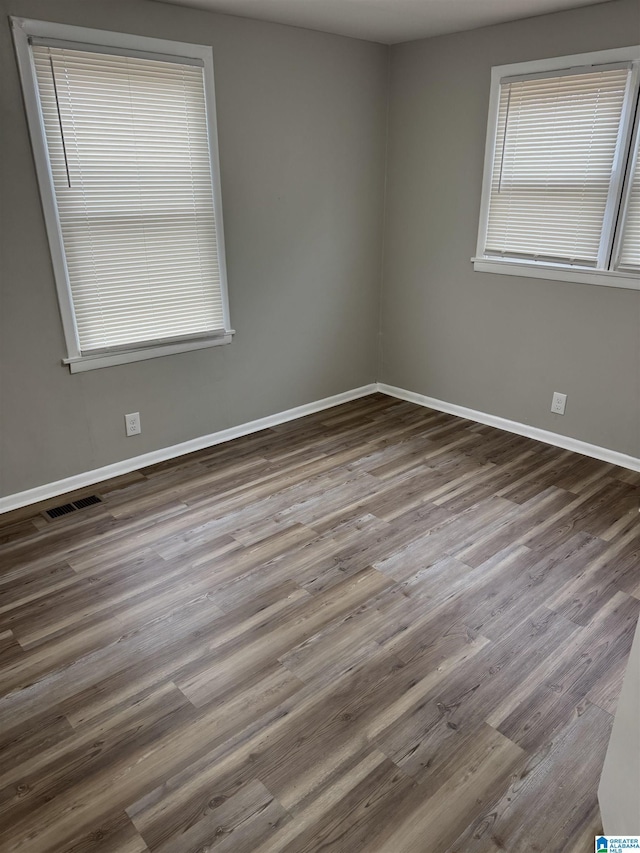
[551,392,567,416]
[125,412,141,436]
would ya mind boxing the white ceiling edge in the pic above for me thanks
[151,0,614,45]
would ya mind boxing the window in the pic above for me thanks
[12,18,233,372]
[474,47,640,289]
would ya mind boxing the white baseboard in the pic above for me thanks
[377,382,640,473]
[3,380,638,516]
[0,384,377,515]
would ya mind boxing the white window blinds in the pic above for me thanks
[484,66,631,267]
[617,138,640,271]
[31,43,227,354]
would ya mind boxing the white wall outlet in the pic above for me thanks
[551,392,567,416]
[125,412,141,436]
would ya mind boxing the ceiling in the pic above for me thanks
[153,0,612,44]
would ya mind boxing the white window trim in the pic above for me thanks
[473,45,640,290]
[11,17,234,372]
[611,94,640,273]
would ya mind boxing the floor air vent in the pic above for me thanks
[44,495,102,519]
[45,503,77,519]
[72,495,102,510]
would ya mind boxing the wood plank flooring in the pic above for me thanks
[0,393,638,852]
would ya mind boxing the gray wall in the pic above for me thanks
[381,0,640,458]
[0,0,388,498]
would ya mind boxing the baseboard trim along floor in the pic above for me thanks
[377,383,640,475]
[1,380,638,515]
[0,384,377,514]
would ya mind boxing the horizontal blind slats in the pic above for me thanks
[484,67,630,266]
[32,44,225,354]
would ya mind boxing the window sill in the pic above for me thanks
[472,258,639,290]
[63,332,235,373]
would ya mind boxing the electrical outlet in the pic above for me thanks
[551,392,567,416]
[125,412,141,436]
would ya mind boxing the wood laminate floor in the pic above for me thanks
[0,394,638,853]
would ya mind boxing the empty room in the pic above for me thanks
[0,0,639,850]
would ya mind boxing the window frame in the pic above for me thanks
[611,95,640,272]
[11,17,234,373]
[473,45,640,291]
